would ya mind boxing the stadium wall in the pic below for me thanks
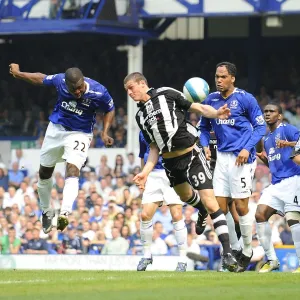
[0,255,195,271]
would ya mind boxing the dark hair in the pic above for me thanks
[216,62,237,76]
[124,72,148,85]
[265,101,283,114]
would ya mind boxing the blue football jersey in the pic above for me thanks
[199,88,266,163]
[43,74,115,133]
[139,131,164,170]
[264,123,300,184]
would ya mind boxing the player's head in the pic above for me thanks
[65,67,85,99]
[215,62,236,93]
[124,72,149,102]
[263,102,282,126]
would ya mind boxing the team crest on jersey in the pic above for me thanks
[229,100,238,109]
[255,115,265,125]
[269,147,275,155]
[145,102,154,114]
[82,98,91,107]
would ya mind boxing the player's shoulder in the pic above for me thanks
[155,86,184,98]
[280,122,298,132]
[45,73,64,82]
[85,77,108,98]
[233,88,255,101]
[204,91,221,103]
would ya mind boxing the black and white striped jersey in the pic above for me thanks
[135,87,198,153]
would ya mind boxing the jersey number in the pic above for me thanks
[74,140,86,152]
[294,196,299,205]
[241,177,246,188]
[192,172,206,187]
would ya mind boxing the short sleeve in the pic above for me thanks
[95,88,115,113]
[139,132,148,159]
[42,74,62,87]
[285,125,300,142]
[174,91,192,111]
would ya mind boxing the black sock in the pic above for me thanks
[235,223,242,240]
[210,209,231,255]
[185,190,207,215]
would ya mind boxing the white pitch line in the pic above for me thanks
[0,279,49,285]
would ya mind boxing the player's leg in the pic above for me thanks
[255,203,280,273]
[169,204,188,271]
[38,165,56,233]
[137,201,160,271]
[38,122,64,233]
[286,211,300,273]
[58,131,92,231]
[229,200,242,240]
[230,158,256,272]
[285,177,300,273]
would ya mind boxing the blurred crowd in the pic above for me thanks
[1,35,299,269]
[0,147,292,270]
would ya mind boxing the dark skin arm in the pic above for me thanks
[256,139,269,167]
[9,63,46,85]
[100,109,115,147]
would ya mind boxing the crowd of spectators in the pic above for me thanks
[0,146,292,270]
[1,36,300,269]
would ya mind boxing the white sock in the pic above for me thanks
[226,212,241,251]
[257,221,277,261]
[239,211,253,257]
[61,177,79,214]
[290,223,300,264]
[141,220,153,259]
[37,178,53,211]
[173,219,188,263]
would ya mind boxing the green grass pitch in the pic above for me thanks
[0,270,299,300]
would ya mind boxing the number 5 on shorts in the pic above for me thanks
[241,177,246,188]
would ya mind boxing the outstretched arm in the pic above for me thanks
[189,103,231,119]
[9,63,46,85]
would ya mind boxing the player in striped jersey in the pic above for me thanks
[124,72,238,272]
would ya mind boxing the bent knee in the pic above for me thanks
[141,211,153,221]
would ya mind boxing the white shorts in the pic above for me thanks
[258,175,300,215]
[40,122,92,170]
[213,151,257,199]
[142,170,183,206]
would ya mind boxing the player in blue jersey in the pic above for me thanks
[199,62,266,272]
[137,131,188,272]
[9,63,115,233]
[255,102,300,273]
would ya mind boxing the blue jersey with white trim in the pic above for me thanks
[199,88,266,163]
[264,123,300,184]
[139,131,164,170]
[43,73,114,133]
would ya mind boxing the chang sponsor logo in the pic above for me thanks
[268,153,281,162]
[216,118,235,126]
[61,101,83,116]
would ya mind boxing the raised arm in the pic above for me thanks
[9,63,46,85]
[189,103,231,120]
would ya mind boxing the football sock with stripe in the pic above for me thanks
[211,209,231,254]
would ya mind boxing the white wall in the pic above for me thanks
[10,148,139,177]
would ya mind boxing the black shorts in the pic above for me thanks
[162,145,213,190]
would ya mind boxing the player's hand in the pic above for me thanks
[203,147,211,160]
[235,149,249,166]
[217,104,231,120]
[133,172,148,190]
[276,139,296,148]
[9,63,20,77]
[101,132,114,148]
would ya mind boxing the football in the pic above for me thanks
[183,77,210,103]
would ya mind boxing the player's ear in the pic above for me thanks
[278,113,283,120]
[231,76,235,84]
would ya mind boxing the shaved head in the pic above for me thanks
[65,67,86,99]
[65,67,84,84]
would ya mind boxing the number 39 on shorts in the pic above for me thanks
[192,172,206,187]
